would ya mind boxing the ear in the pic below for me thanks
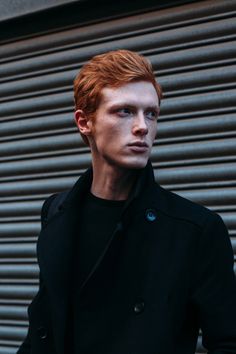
[74,109,92,136]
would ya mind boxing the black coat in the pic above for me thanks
[18,163,236,354]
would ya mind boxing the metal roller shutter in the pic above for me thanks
[0,0,235,352]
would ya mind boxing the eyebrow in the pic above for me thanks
[108,102,160,111]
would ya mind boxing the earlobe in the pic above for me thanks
[74,109,92,136]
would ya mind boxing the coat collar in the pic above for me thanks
[37,160,161,354]
[61,159,156,211]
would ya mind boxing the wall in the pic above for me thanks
[0,0,235,353]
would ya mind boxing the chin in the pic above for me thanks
[119,157,149,170]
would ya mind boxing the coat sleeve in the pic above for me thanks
[191,213,236,353]
[17,273,46,354]
[16,195,56,354]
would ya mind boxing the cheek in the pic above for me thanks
[95,126,121,149]
[149,123,158,140]
[105,123,126,139]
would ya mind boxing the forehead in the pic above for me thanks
[100,81,159,108]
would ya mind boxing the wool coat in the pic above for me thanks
[18,162,236,354]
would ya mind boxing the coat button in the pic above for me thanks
[145,209,157,222]
[37,326,48,340]
[134,300,145,314]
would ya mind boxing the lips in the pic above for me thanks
[128,141,148,147]
[128,141,149,152]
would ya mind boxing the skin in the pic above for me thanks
[75,81,160,200]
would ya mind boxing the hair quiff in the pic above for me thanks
[74,49,162,117]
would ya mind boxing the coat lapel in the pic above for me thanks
[77,161,155,293]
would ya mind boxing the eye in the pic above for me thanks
[145,110,158,120]
[116,108,133,117]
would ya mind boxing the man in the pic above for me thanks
[18,50,236,354]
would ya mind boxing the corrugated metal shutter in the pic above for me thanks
[0,0,235,352]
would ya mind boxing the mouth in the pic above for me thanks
[128,141,149,152]
[128,141,149,147]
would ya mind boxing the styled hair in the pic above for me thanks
[74,49,162,143]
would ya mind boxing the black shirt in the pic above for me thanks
[72,192,126,353]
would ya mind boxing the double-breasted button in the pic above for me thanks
[145,209,157,222]
[37,326,48,340]
[134,300,145,314]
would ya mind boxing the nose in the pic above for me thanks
[132,113,148,136]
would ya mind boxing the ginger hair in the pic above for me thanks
[74,49,162,144]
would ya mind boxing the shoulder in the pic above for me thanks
[41,194,57,224]
[40,190,70,227]
[151,184,233,263]
[153,183,219,230]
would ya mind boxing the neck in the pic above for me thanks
[90,163,137,201]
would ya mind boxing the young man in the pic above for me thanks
[18,50,236,354]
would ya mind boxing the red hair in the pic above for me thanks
[74,50,162,143]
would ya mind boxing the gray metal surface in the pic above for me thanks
[0,0,236,352]
[0,0,79,22]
